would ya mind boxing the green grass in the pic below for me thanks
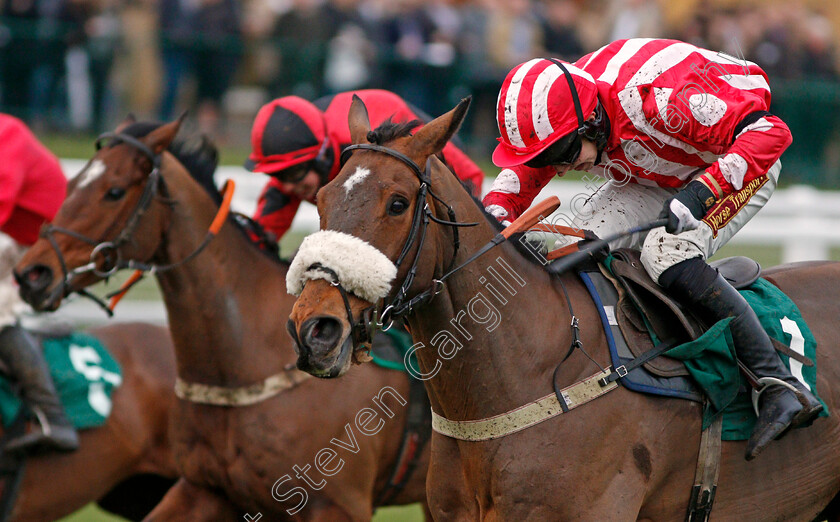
[60,503,425,521]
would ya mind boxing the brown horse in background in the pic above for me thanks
[15,119,430,520]
[7,321,178,521]
[287,96,840,520]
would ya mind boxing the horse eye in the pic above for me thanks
[104,187,126,201]
[387,197,410,216]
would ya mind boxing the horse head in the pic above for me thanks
[288,95,475,377]
[15,116,185,311]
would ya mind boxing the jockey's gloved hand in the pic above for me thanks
[659,180,717,235]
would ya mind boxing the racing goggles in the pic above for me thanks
[275,162,313,183]
[524,131,582,169]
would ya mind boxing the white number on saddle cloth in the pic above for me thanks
[69,345,123,416]
[779,317,810,391]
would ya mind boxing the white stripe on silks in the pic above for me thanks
[532,63,596,139]
[504,58,543,148]
[490,169,521,195]
[719,74,770,93]
[653,87,673,122]
[688,93,728,127]
[287,230,397,303]
[627,42,759,90]
[626,42,699,88]
[717,153,748,190]
[576,42,609,69]
[735,117,773,139]
[617,87,720,163]
[598,38,655,84]
[531,65,562,139]
[620,139,704,179]
[431,369,618,441]
[484,204,509,219]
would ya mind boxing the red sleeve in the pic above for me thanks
[699,114,791,197]
[439,142,484,197]
[643,68,792,197]
[481,165,556,222]
[253,177,301,240]
[0,163,24,226]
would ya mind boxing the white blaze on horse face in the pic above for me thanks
[343,166,371,195]
[76,159,107,189]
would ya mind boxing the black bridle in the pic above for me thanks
[38,131,225,315]
[318,142,588,383]
[312,143,478,347]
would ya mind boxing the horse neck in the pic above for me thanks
[153,167,295,386]
[406,172,600,420]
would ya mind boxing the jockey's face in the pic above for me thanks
[553,138,597,177]
[280,169,321,201]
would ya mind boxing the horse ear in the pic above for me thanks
[408,96,471,158]
[348,95,371,145]
[114,113,137,133]
[143,114,185,155]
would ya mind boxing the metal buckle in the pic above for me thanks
[379,305,395,332]
[90,242,121,277]
[616,365,628,378]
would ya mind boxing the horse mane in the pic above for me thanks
[367,117,422,145]
[118,121,288,265]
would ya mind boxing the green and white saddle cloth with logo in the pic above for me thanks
[0,331,122,429]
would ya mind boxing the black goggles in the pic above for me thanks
[275,162,312,183]
[524,131,582,169]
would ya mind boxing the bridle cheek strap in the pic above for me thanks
[106,178,236,310]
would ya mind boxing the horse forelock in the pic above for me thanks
[368,117,422,145]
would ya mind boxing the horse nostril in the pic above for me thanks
[300,316,344,354]
[17,265,54,293]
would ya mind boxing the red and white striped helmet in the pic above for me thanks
[493,58,599,168]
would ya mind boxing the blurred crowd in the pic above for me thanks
[0,0,838,156]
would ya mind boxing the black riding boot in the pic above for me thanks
[0,324,79,452]
[660,257,823,461]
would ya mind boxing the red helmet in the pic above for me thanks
[245,96,327,174]
[493,58,598,168]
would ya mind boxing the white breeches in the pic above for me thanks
[0,232,27,329]
[551,160,781,282]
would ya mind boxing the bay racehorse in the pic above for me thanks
[286,96,840,520]
[7,321,178,521]
[14,118,430,520]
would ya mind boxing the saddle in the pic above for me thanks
[605,249,810,377]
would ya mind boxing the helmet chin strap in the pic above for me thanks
[547,58,611,166]
[588,100,611,166]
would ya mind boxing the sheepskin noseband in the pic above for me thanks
[287,230,398,303]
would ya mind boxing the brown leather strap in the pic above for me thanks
[546,242,581,260]
[529,223,586,237]
[686,412,722,521]
[771,338,815,367]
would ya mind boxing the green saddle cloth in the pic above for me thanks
[370,327,416,373]
[666,278,828,440]
[0,332,122,429]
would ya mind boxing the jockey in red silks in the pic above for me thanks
[246,89,485,241]
[0,114,78,452]
[482,38,821,460]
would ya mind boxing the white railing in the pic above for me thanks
[60,161,840,264]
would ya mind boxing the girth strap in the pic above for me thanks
[431,369,618,441]
[174,369,311,406]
